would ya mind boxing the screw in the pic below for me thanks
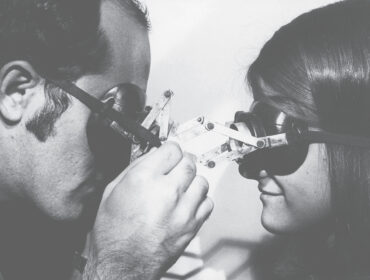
[237,147,244,153]
[144,106,152,113]
[132,136,141,144]
[207,161,216,168]
[256,140,265,148]
[206,122,215,130]
[164,90,172,98]
[197,117,203,123]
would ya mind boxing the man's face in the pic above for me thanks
[2,1,150,221]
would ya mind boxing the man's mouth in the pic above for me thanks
[79,169,105,196]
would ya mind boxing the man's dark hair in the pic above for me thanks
[0,0,149,141]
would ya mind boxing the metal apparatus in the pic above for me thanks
[130,90,290,168]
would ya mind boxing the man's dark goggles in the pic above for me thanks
[51,80,161,148]
[236,101,370,180]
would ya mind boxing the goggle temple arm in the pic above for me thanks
[298,130,370,148]
[233,128,370,150]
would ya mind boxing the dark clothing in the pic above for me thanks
[0,204,86,280]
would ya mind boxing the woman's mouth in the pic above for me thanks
[260,190,284,196]
[258,183,284,196]
[259,187,284,202]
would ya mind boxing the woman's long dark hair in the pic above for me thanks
[247,1,370,279]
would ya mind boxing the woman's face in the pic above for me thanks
[257,142,332,234]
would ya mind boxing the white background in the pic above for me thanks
[144,1,339,279]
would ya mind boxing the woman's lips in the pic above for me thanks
[258,183,284,196]
[260,190,284,196]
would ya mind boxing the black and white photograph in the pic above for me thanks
[0,0,369,280]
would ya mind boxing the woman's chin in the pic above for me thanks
[261,211,305,235]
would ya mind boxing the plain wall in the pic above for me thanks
[144,1,339,279]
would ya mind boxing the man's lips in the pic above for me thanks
[79,169,105,194]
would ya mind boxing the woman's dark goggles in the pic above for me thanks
[237,102,370,180]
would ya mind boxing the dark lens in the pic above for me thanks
[237,102,309,179]
[105,83,145,118]
[265,143,309,175]
[239,143,309,179]
[238,150,266,180]
[234,110,266,180]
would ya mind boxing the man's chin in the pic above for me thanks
[40,202,86,222]
[34,184,104,224]
[39,196,97,223]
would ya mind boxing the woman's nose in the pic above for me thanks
[258,170,269,179]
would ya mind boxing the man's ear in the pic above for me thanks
[0,61,42,123]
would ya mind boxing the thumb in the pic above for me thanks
[101,147,158,201]
[137,141,183,175]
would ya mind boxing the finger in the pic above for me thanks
[102,147,158,200]
[195,197,214,222]
[137,141,183,175]
[129,146,158,169]
[166,153,197,193]
[180,175,209,215]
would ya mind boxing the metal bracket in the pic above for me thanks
[130,90,173,162]
[130,91,289,168]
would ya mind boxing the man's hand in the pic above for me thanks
[83,142,214,280]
